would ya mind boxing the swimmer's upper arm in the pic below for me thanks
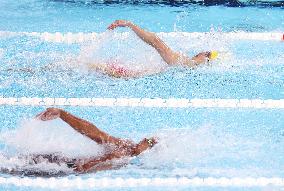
[155,41,196,67]
[150,36,181,65]
[174,53,196,68]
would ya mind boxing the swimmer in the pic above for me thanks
[27,108,158,173]
[3,20,217,78]
[90,20,218,78]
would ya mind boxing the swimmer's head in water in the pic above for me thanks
[209,51,218,60]
[146,138,156,148]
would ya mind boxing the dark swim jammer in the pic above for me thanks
[31,154,78,169]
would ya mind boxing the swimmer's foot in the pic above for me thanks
[192,51,218,64]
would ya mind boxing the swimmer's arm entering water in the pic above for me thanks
[108,20,211,67]
[37,108,128,146]
[108,20,180,65]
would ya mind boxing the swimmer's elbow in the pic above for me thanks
[163,52,181,65]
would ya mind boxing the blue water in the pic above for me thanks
[0,0,284,190]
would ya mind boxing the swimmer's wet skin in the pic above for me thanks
[31,108,158,174]
[93,20,218,78]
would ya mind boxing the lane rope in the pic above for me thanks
[0,31,283,43]
[0,177,283,188]
[0,97,283,109]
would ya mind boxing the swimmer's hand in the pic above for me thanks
[36,108,61,121]
[72,161,85,173]
[107,20,132,30]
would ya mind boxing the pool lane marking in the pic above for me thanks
[0,31,283,43]
[0,177,283,188]
[0,97,283,109]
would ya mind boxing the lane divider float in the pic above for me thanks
[0,31,283,43]
[0,97,283,109]
[0,177,283,189]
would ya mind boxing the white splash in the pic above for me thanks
[77,31,168,74]
[139,125,262,174]
[0,118,104,158]
[0,48,4,58]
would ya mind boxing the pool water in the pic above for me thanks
[0,0,283,190]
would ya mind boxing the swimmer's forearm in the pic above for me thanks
[59,110,119,144]
[75,153,118,173]
[108,20,180,65]
[127,22,181,65]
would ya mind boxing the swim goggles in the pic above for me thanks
[146,138,155,148]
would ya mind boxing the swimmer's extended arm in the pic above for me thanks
[37,108,127,146]
[108,20,184,66]
[108,20,211,67]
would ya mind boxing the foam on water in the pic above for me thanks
[0,119,104,157]
[77,31,167,74]
[140,126,258,163]
[0,118,106,176]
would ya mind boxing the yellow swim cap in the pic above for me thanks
[209,51,218,60]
